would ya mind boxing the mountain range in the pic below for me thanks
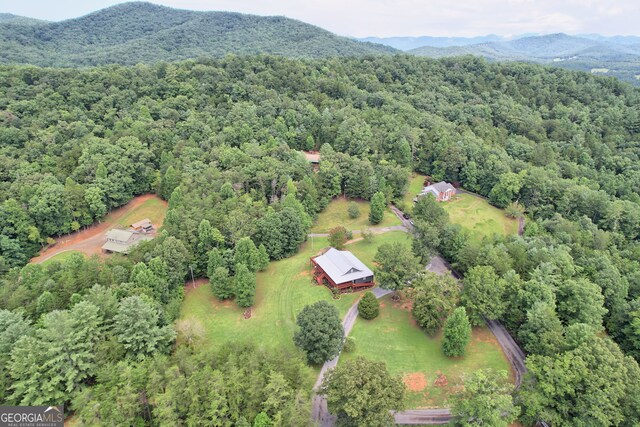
[364,33,640,85]
[1,2,639,85]
[0,2,394,66]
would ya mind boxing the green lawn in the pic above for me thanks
[311,197,401,233]
[180,231,410,355]
[443,193,518,242]
[40,250,85,266]
[402,173,428,211]
[115,197,168,228]
[342,296,512,408]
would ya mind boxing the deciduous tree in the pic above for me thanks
[374,242,421,291]
[322,357,405,427]
[294,301,344,364]
[451,369,519,427]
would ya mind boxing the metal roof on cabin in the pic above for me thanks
[131,218,152,228]
[105,229,134,242]
[101,241,132,253]
[313,247,374,284]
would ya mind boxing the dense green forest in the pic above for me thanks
[0,2,394,67]
[1,54,640,425]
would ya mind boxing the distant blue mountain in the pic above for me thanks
[405,33,640,85]
[357,35,507,51]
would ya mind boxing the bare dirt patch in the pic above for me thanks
[434,372,449,387]
[185,278,209,294]
[297,270,311,277]
[473,326,499,343]
[403,372,427,392]
[393,299,413,311]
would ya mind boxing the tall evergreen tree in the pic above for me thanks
[358,291,380,320]
[113,296,175,359]
[210,266,234,300]
[442,307,472,357]
[235,264,256,308]
[369,191,386,225]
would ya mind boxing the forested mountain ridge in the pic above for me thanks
[0,2,395,66]
[0,13,46,25]
[409,33,640,85]
[1,55,640,425]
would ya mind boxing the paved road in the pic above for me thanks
[390,205,414,230]
[485,319,527,388]
[312,205,529,426]
[312,287,392,426]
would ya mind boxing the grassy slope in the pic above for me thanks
[180,231,410,355]
[114,196,167,228]
[40,250,85,266]
[342,295,512,408]
[310,197,401,233]
[443,193,518,242]
[402,173,428,211]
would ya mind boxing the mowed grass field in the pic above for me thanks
[443,193,518,241]
[402,174,428,210]
[114,196,168,228]
[310,197,401,233]
[40,250,85,266]
[342,295,512,408]
[180,231,410,356]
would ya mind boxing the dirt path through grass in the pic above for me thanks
[31,194,166,264]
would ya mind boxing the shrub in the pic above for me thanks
[343,336,356,353]
[505,201,525,219]
[348,202,360,219]
[328,226,350,249]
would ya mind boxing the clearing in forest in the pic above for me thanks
[180,231,410,355]
[310,197,401,234]
[31,194,167,264]
[443,193,518,242]
[341,295,513,409]
[39,250,86,266]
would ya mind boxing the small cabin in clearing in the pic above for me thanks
[311,247,374,292]
[102,229,152,254]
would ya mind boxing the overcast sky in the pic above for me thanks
[4,0,639,37]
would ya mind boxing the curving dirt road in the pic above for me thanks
[30,194,165,264]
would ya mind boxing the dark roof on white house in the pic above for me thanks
[313,248,373,284]
[421,181,456,196]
